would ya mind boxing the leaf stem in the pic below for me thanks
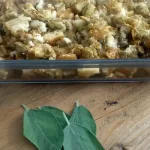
[63,112,70,125]
[38,106,41,109]
[76,101,79,107]
[22,104,29,111]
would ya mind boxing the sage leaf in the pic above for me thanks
[22,104,64,150]
[70,102,96,135]
[41,106,70,129]
[63,113,105,150]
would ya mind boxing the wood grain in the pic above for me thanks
[0,83,150,150]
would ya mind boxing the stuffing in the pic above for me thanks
[0,70,8,80]
[0,35,2,44]
[105,35,118,49]
[89,26,114,40]
[1,0,150,80]
[134,2,150,17]
[55,3,66,13]
[32,69,63,78]
[36,0,45,10]
[80,47,99,59]
[119,25,131,47]
[107,68,137,78]
[35,9,56,21]
[44,31,64,45]
[58,8,74,19]
[47,20,66,31]
[27,44,56,59]
[72,1,88,14]
[62,69,77,77]
[3,15,31,36]
[14,42,30,53]
[106,48,121,59]
[82,4,96,17]
[124,45,144,58]
[30,20,47,33]
[78,68,100,78]
[0,57,8,79]
[73,19,87,31]
[0,45,8,57]
[21,3,37,19]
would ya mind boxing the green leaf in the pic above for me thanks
[41,106,70,129]
[70,102,96,135]
[22,104,64,150]
[63,113,105,150]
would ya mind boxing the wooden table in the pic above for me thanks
[1,83,150,150]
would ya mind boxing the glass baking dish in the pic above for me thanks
[1,0,150,83]
[0,59,149,83]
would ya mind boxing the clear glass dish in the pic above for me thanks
[0,59,149,83]
[1,0,150,83]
